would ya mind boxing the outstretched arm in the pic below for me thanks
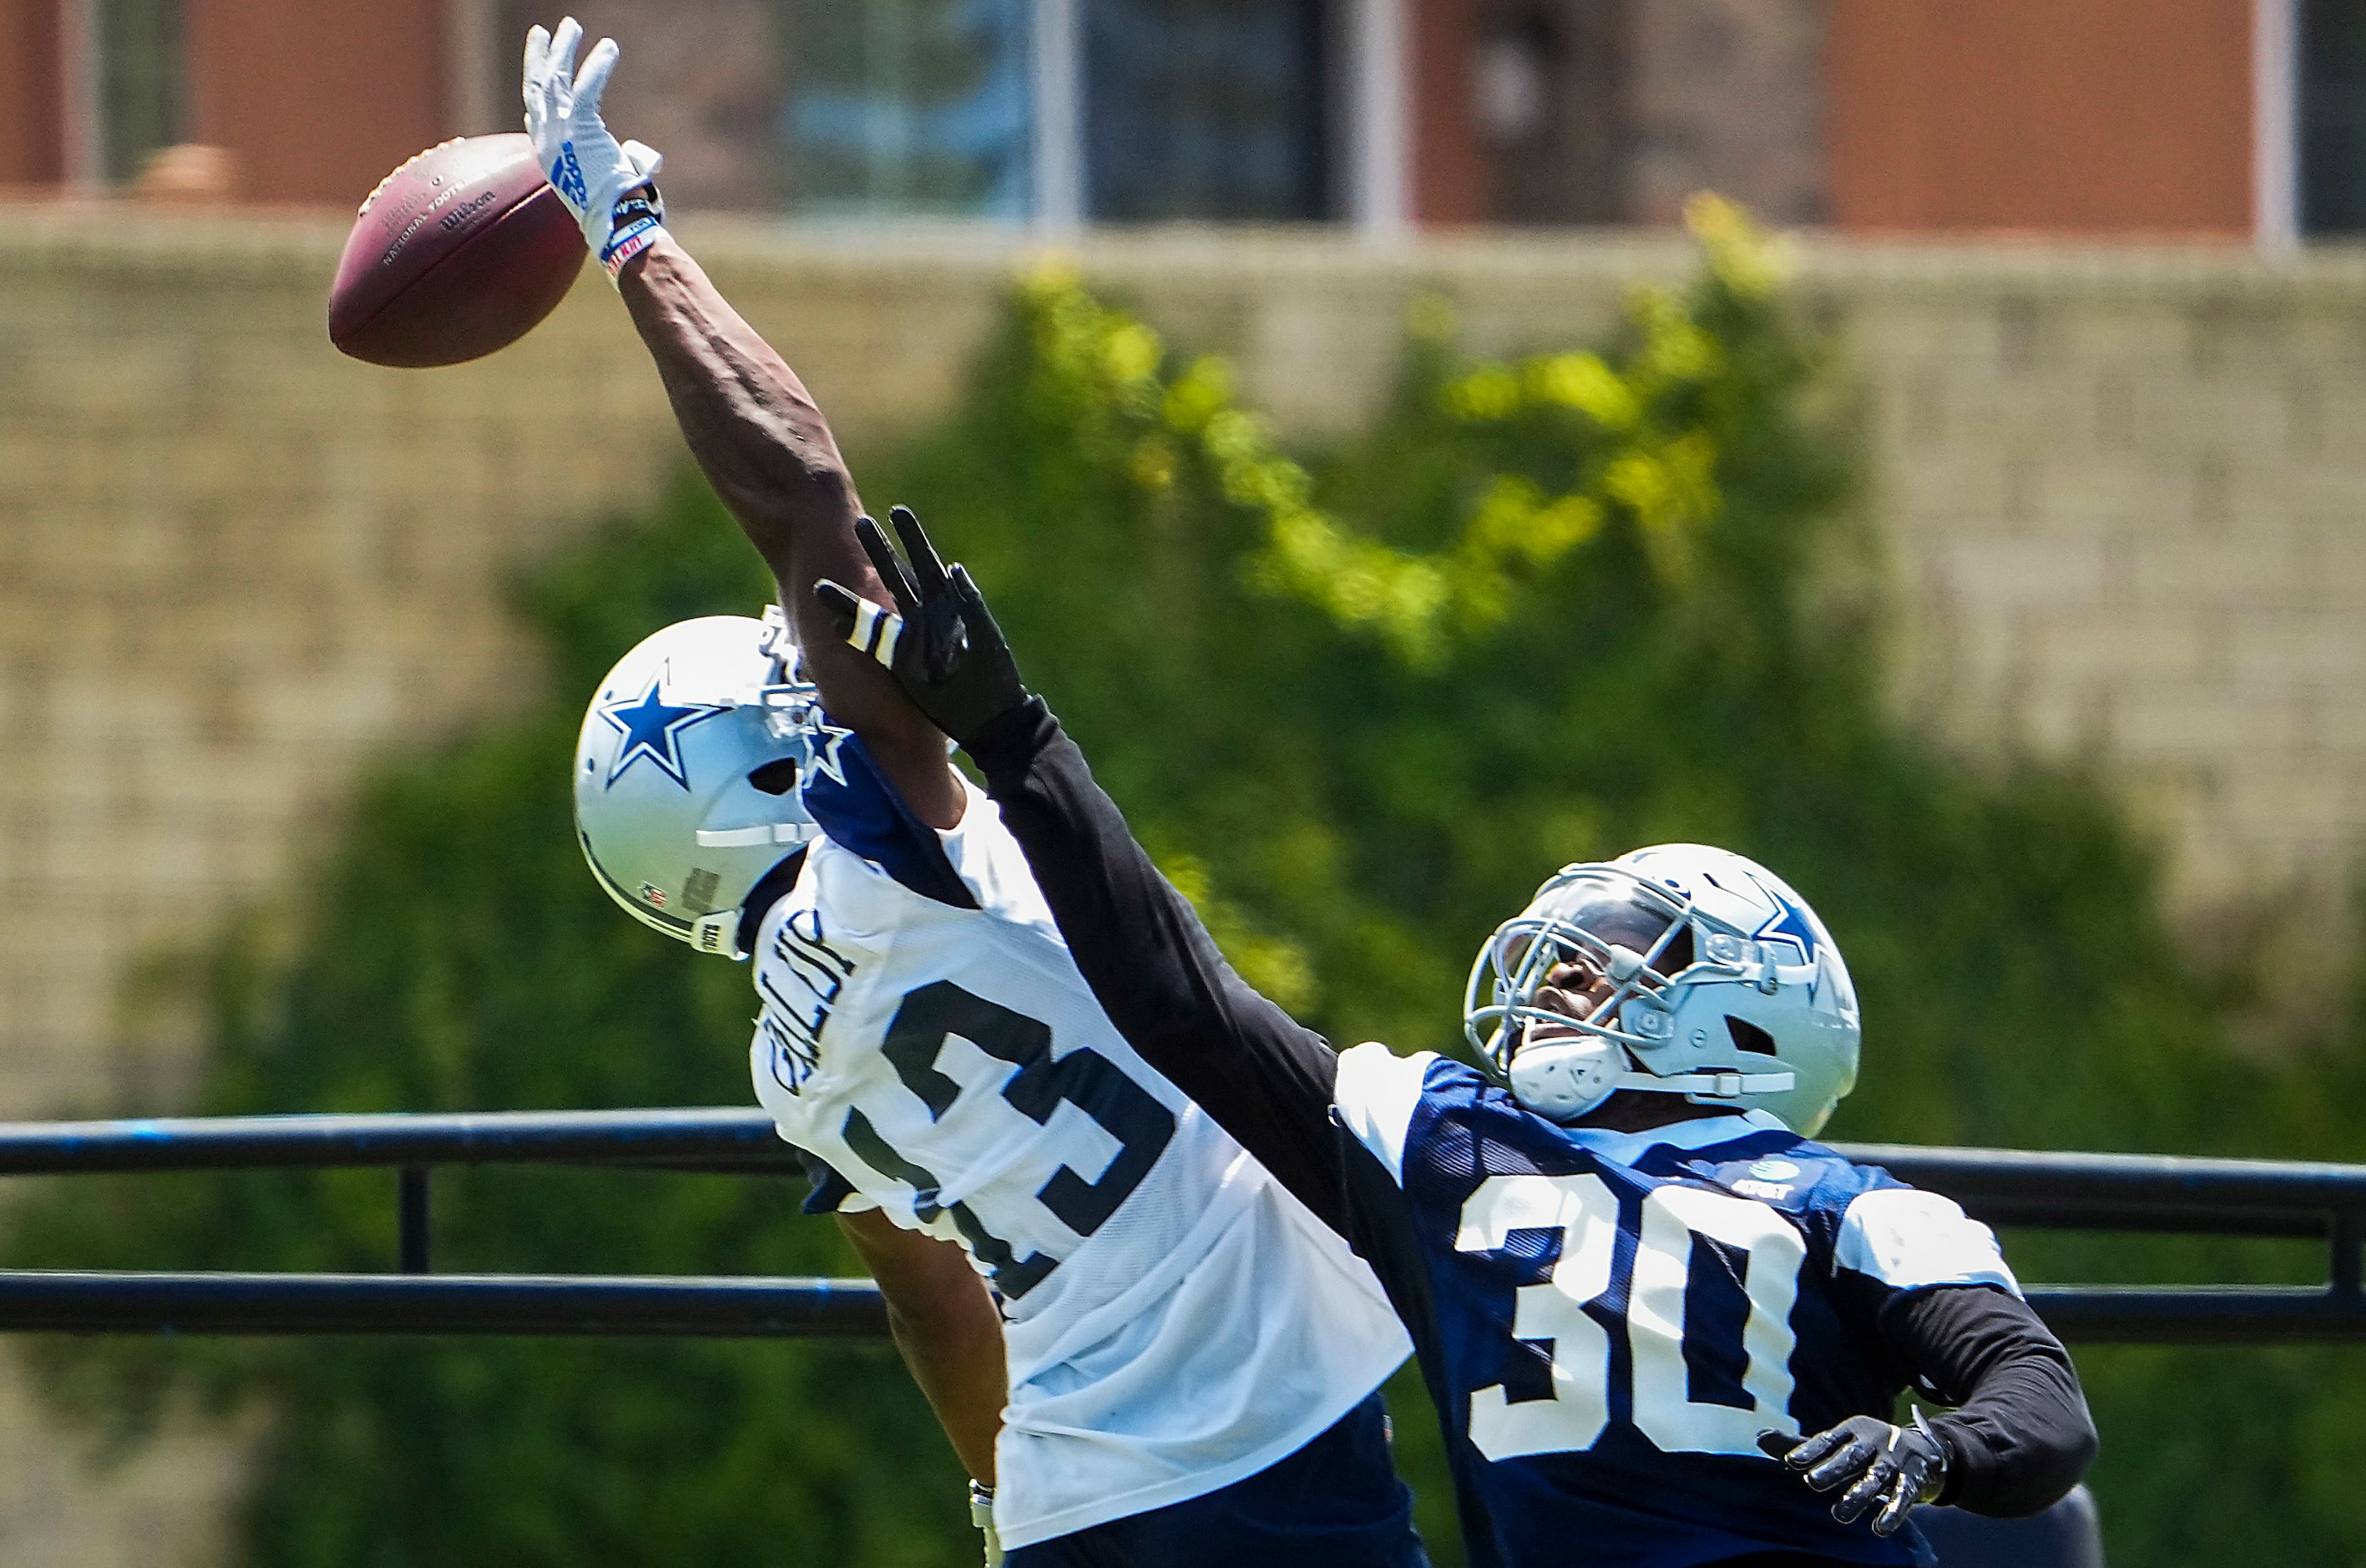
[972,701,1348,1222]
[523,18,959,827]
[614,245,962,827]
[812,512,1354,1230]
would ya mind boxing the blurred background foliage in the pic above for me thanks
[11,201,2366,1565]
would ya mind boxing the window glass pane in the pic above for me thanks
[2303,0,2366,233]
[780,0,1034,219]
[100,0,184,184]
[1084,0,1331,222]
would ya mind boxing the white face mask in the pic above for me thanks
[1466,849,1855,1127]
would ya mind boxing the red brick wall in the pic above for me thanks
[0,0,63,186]
[1828,0,2254,235]
[185,0,448,205]
[1412,0,1492,224]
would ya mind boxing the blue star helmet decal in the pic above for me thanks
[1751,878,1819,965]
[597,667,729,790]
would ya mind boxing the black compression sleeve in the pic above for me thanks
[1880,1285,2098,1517]
[967,699,1349,1228]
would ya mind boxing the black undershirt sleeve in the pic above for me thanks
[1879,1284,2099,1517]
[967,699,1351,1230]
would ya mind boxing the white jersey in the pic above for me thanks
[746,736,1409,1550]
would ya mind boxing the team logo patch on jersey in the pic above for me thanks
[597,666,728,790]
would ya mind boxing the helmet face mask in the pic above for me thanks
[1464,846,1861,1133]
[574,611,827,959]
[1486,877,1692,1053]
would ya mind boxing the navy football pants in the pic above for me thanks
[1004,1393,1430,1568]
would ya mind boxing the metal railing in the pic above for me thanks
[0,1108,877,1337]
[0,1108,2354,1343]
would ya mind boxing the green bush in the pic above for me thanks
[14,200,2366,1565]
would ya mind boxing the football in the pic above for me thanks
[328,133,586,368]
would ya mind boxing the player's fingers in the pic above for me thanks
[1828,1458,1894,1522]
[889,505,953,597]
[1782,1424,1848,1473]
[523,24,549,98]
[1868,1479,1917,1537]
[948,563,997,621]
[1754,1430,1802,1462]
[813,580,903,669]
[854,516,924,617]
[549,15,583,85]
[1802,1436,1873,1491]
[574,36,620,115]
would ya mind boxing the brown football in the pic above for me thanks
[328,134,587,368]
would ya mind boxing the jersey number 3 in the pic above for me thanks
[1456,1173,1806,1461]
[844,981,1175,1302]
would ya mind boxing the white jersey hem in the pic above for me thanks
[990,1367,1398,1550]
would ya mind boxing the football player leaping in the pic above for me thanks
[528,19,1428,1568]
[817,511,2103,1568]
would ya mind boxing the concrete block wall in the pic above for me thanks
[1825,246,2366,932]
[2,211,2364,1561]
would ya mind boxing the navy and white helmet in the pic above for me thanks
[1464,843,1860,1134]
[574,610,822,959]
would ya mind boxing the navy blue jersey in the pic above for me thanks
[967,698,2092,1568]
[1334,1046,2018,1568]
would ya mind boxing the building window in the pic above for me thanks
[2301,0,2366,233]
[780,0,1036,219]
[1084,0,1332,221]
[777,0,1339,223]
[99,0,185,184]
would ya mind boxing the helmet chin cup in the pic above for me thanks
[690,908,741,959]
[1508,1037,1626,1123]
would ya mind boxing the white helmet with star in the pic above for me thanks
[1464,843,1861,1133]
[574,610,832,957]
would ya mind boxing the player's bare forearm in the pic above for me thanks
[616,239,961,826]
[839,1210,1005,1484]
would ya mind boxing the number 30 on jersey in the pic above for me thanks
[1455,1173,1806,1460]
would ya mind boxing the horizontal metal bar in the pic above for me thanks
[0,1272,887,1338]
[2026,1285,2366,1343]
[0,1272,2353,1345]
[3,1112,2364,1240]
[0,1108,799,1176]
[1839,1142,2366,1221]
[1953,1201,2329,1239]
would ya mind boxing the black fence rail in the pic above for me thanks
[0,1109,2353,1344]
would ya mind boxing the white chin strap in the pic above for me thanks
[1509,1038,1793,1123]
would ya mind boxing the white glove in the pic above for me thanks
[522,16,668,283]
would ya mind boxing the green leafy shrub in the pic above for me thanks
[14,200,2366,1565]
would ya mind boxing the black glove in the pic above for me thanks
[1757,1414,1949,1537]
[813,505,1029,747]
